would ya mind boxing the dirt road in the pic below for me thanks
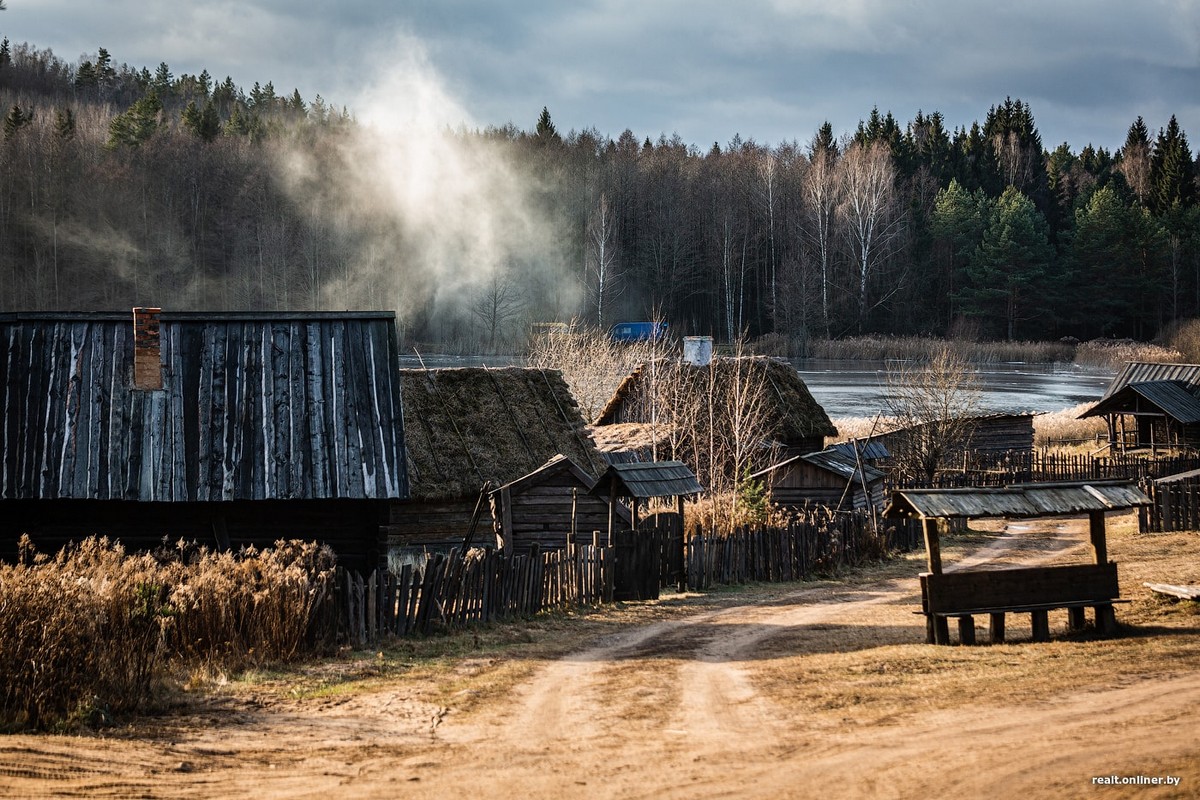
[4,523,1198,799]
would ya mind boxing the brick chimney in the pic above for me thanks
[132,307,163,390]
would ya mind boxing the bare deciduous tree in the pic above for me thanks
[469,263,525,351]
[587,192,622,328]
[884,346,982,484]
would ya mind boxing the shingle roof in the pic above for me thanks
[884,480,1151,519]
[590,461,704,499]
[751,449,885,485]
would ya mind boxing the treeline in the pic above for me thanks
[1,36,1198,347]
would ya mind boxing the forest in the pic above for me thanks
[1,35,1198,349]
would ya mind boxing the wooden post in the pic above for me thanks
[1095,604,1117,634]
[957,615,976,645]
[1031,609,1050,642]
[989,612,1006,643]
[608,484,616,543]
[922,518,943,575]
[1068,607,1086,630]
[1088,510,1108,565]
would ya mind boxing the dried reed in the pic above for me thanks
[0,536,335,731]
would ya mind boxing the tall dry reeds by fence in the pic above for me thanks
[0,537,336,732]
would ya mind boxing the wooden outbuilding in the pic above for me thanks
[0,309,408,569]
[752,449,886,512]
[1080,362,1200,452]
[884,480,1151,645]
[490,454,629,552]
[389,367,608,553]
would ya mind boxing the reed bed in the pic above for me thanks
[809,336,1075,364]
[0,537,335,731]
[1074,340,1183,369]
[1033,402,1109,450]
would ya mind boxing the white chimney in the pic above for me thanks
[683,336,713,366]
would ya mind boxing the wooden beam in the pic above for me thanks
[922,518,943,575]
[1088,510,1108,565]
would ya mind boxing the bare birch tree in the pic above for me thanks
[803,144,839,337]
[587,191,622,328]
[839,140,903,331]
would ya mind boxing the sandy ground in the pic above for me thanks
[3,521,1199,799]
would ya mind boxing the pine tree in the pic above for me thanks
[106,91,163,148]
[535,106,560,144]
[960,186,1056,339]
[3,103,30,140]
[54,107,75,141]
[1151,116,1196,213]
[0,38,10,72]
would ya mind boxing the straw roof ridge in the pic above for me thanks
[595,356,836,440]
[399,366,605,501]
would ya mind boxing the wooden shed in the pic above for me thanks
[594,357,837,456]
[1080,363,1200,452]
[752,449,885,512]
[0,310,408,569]
[490,454,630,552]
[389,367,608,552]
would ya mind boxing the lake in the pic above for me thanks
[792,360,1112,418]
[398,355,1114,418]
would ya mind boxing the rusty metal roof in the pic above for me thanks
[884,480,1151,519]
[1081,380,1200,424]
[590,460,704,499]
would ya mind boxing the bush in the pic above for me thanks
[0,536,336,731]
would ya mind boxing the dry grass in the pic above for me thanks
[1033,401,1109,450]
[750,520,1200,727]
[0,537,336,731]
[1075,340,1183,368]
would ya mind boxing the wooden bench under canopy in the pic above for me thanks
[884,481,1152,645]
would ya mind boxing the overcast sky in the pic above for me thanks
[5,0,1199,153]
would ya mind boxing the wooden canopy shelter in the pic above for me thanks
[590,461,703,538]
[1081,361,1200,452]
[885,480,1151,644]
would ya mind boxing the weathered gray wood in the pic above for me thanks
[1143,582,1200,600]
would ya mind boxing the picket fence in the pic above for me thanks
[333,543,613,647]
[326,509,919,646]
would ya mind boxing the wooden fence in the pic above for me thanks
[901,452,1200,489]
[687,513,921,590]
[329,509,920,645]
[333,542,613,647]
[1140,478,1200,533]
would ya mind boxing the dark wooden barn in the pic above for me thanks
[1079,362,1200,452]
[751,449,886,512]
[490,454,629,552]
[594,357,837,457]
[388,367,608,553]
[0,309,408,569]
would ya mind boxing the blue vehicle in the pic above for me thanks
[608,321,668,343]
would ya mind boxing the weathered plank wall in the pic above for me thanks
[0,313,407,503]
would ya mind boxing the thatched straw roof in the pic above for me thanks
[594,357,837,443]
[400,367,606,501]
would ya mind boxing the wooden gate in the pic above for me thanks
[613,529,661,601]
[639,511,685,592]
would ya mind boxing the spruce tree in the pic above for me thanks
[1151,116,1196,213]
[3,103,29,140]
[54,107,75,141]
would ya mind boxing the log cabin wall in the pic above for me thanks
[0,312,408,567]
